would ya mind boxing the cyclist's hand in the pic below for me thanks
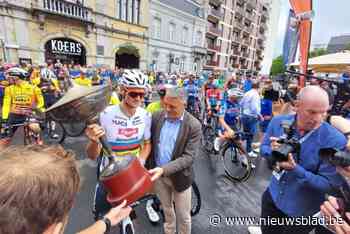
[85,124,105,143]
[148,167,164,181]
[227,129,235,138]
[104,200,132,226]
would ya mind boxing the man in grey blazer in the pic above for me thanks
[147,85,201,234]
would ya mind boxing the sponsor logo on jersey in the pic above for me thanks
[118,128,138,137]
[112,119,127,127]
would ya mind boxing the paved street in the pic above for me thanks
[57,134,271,234]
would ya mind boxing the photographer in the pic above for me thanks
[320,115,350,234]
[260,86,349,234]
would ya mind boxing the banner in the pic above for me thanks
[282,10,300,67]
[289,0,313,88]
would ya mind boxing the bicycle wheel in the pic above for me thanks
[202,126,215,153]
[222,142,252,182]
[191,181,201,216]
[61,122,86,137]
[44,120,66,144]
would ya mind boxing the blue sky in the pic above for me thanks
[273,0,350,58]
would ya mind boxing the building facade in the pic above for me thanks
[261,0,281,75]
[202,0,270,74]
[0,0,149,69]
[148,0,207,74]
[327,35,350,54]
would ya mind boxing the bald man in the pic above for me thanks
[259,86,349,234]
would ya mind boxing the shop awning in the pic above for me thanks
[290,52,350,73]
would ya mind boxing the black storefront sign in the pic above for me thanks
[50,39,82,56]
[45,38,86,65]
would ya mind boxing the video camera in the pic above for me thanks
[319,148,350,167]
[272,120,301,162]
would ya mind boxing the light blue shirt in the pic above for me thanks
[240,89,261,117]
[156,114,184,167]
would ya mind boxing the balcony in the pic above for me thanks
[243,25,253,34]
[241,38,250,46]
[232,49,241,56]
[207,43,221,52]
[235,6,245,16]
[204,60,219,67]
[192,45,207,55]
[234,21,244,29]
[246,0,257,9]
[245,11,256,22]
[31,0,93,23]
[208,8,223,21]
[242,52,250,58]
[206,25,222,37]
[209,0,223,7]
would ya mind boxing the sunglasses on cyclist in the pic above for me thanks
[127,92,145,98]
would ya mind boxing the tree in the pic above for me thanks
[309,48,327,58]
[344,43,350,51]
[270,55,285,76]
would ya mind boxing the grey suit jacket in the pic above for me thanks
[146,110,201,192]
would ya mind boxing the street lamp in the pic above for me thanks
[0,37,7,63]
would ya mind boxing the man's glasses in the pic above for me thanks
[127,92,145,98]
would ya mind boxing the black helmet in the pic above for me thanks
[6,67,29,80]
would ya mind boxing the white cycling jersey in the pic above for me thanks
[99,104,151,157]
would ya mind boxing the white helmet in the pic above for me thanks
[119,69,147,89]
[227,88,243,98]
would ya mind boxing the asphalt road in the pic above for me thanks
[57,134,271,234]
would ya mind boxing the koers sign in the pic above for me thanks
[50,39,82,56]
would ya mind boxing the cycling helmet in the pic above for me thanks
[119,69,147,89]
[157,84,166,96]
[6,67,29,80]
[227,88,243,98]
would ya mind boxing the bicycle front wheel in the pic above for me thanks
[222,142,252,182]
[191,181,201,216]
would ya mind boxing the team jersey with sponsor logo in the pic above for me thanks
[99,104,151,157]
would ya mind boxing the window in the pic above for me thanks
[169,23,175,41]
[196,31,202,46]
[116,0,121,19]
[116,0,140,24]
[153,18,161,39]
[127,0,133,23]
[182,27,188,44]
[121,0,126,21]
[134,0,140,24]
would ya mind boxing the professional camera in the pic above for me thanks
[319,148,350,167]
[272,120,301,162]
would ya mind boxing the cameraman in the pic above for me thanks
[320,115,350,234]
[260,86,349,234]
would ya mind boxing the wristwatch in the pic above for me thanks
[100,216,111,234]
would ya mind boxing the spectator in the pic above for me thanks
[240,81,262,157]
[243,75,253,93]
[146,85,201,234]
[260,86,349,234]
[0,145,131,234]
